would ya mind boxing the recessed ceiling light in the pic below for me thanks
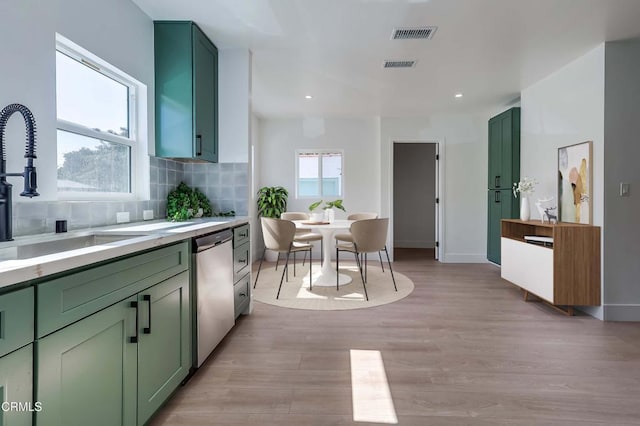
[305,95,313,99]
[455,93,463,98]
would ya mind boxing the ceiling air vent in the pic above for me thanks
[383,60,416,69]
[391,26,437,40]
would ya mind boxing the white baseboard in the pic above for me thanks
[441,253,487,263]
[603,304,640,321]
[576,305,604,320]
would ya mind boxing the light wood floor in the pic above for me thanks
[151,250,640,425]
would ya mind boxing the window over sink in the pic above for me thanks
[55,34,148,200]
[296,150,343,198]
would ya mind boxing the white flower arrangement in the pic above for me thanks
[512,177,538,198]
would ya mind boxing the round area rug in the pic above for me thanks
[252,262,414,310]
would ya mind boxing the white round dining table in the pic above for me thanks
[293,219,354,287]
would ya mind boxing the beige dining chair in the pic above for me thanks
[335,218,397,301]
[280,212,323,266]
[334,212,385,271]
[254,217,313,299]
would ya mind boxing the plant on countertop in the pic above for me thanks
[308,199,346,212]
[512,177,538,198]
[167,182,219,221]
[257,186,288,218]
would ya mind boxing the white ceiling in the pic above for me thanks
[132,0,640,118]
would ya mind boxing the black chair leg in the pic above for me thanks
[384,246,397,291]
[321,240,323,264]
[253,247,266,289]
[275,252,280,270]
[379,251,385,272]
[277,252,290,299]
[293,252,296,277]
[354,251,368,301]
[364,252,368,283]
[302,250,307,267]
[336,247,339,291]
[309,247,313,290]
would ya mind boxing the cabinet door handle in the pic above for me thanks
[495,176,501,188]
[239,293,246,297]
[196,134,202,156]
[495,191,501,203]
[143,295,152,334]
[130,301,139,343]
[239,257,247,264]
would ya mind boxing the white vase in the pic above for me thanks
[310,212,324,222]
[520,196,530,221]
[324,208,335,223]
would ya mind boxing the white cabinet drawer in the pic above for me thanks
[501,238,554,303]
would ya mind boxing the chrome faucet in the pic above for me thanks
[0,103,39,242]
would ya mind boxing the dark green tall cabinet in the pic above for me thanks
[487,107,521,264]
[155,21,218,162]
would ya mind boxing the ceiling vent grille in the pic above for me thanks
[383,60,416,69]
[391,26,437,40]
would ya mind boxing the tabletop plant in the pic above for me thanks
[324,199,346,212]
[257,186,288,218]
[308,199,346,212]
[512,177,538,198]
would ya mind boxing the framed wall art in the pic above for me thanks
[558,141,592,224]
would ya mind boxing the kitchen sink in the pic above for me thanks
[0,233,148,261]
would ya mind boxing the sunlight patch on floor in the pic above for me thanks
[350,349,398,424]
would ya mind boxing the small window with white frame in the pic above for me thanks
[55,34,147,199]
[296,150,343,198]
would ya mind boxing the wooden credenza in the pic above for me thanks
[501,219,601,312]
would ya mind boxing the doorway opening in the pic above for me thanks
[392,142,439,262]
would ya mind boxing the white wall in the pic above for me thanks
[259,117,381,215]
[602,39,640,320]
[0,0,154,202]
[520,45,605,225]
[520,44,605,319]
[218,49,251,164]
[380,115,488,263]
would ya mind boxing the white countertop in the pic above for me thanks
[0,217,250,289]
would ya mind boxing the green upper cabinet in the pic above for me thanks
[488,107,520,189]
[155,21,218,162]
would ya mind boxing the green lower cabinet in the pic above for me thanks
[137,272,190,425]
[36,271,191,426]
[36,297,138,426]
[0,344,34,426]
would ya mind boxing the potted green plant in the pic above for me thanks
[167,182,214,221]
[257,186,289,218]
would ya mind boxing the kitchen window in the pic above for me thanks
[296,150,343,198]
[55,35,147,199]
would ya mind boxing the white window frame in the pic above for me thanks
[295,149,344,199]
[55,34,149,201]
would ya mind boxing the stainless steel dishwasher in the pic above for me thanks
[193,229,234,367]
